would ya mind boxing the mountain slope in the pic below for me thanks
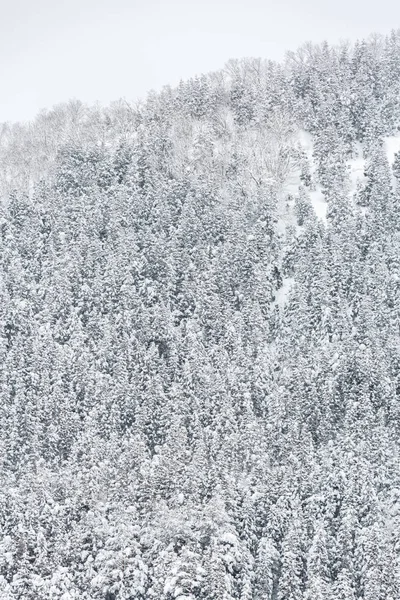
[1,32,400,600]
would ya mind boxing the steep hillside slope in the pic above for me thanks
[2,32,400,600]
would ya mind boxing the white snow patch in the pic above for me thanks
[282,130,400,228]
[275,217,288,236]
[220,532,238,545]
[291,130,327,223]
[276,198,298,235]
[17,299,27,310]
[310,187,327,223]
[297,130,314,158]
[385,134,400,165]
[347,143,366,195]
[273,277,294,309]
[285,168,302,196]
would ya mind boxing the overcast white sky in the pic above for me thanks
[2,0,400,123]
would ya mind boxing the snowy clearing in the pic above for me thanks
[385,133,400,165]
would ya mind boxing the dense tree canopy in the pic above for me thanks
[1,30,400,599]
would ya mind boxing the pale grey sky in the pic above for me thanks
[1,0,400,123]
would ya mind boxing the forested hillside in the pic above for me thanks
[2,31,400,599]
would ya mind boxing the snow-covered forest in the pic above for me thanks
[2,31,400,599]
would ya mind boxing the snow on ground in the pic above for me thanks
[282,130,328,224]
[385,133,400,165]
[274,131,400,316]
[310,187,328,222]
[277,163,301,232]
[275,217,288,236]
[284,168,302,196]
[348,157,365,189]
[297,130,314,158]
[273,277,295,309]
[346,134,400,192]
[347,142,365,195]
[282,130,400,231]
